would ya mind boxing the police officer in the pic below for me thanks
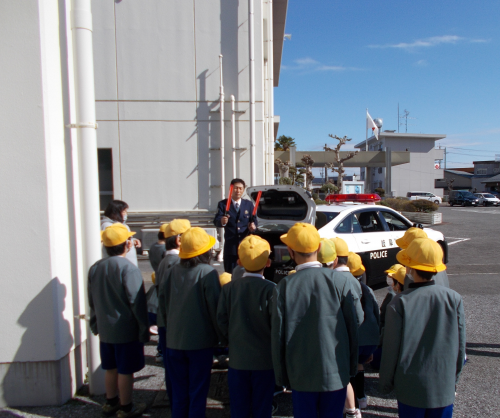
[214,178,257,273]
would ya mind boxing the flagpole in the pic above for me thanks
[365,109,368,151]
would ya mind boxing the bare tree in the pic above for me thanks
[275,158,290,179]
[324,134,359,193]
[445,177,455,191]
[301,154,315,191]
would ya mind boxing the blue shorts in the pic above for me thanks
[100,340,145,375]
[358,345,377,364]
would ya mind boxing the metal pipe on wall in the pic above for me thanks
[231,95,237,178]
[219,55,225,199]
[248,0,256,186]
[264,60,269,183]
[69,0,105,395]
[268,0,275,185]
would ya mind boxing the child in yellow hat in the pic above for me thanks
[90,223,149,417]
[149,219,191,371]
[379,238,466,418]
[346,252,380,413]
[217,235,276,417]
[272,223,359,418]
[396,228,449,289]
[157,227,221,418]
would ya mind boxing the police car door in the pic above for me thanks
[352,209,390,281]
[376,208,412,268]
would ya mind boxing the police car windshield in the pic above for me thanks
[315,211,340,229]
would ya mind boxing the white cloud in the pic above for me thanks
[368,35,490,50]
[415,59,428,67]
[282,57,360,73]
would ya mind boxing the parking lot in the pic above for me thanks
[2,205,499,418]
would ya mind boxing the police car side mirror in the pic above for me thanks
[413,223,424,229]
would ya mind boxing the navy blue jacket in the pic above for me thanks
[213,198,257,256]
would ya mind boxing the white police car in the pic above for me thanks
[247,185,447,285]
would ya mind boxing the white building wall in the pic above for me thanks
[92,0,273,212]
[0,0,86,407]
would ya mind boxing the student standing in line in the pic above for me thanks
[347,252,380,413]
[148,223,169,275]
[271,223,359,418]
[371,264,406,370]
[217,235,276,418]
[396,228,450,289]
[89,223,149,418]
[379,238,466,418]
[101,200,141,266]
[157,227,222,418]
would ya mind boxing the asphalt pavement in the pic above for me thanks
[2,205,499,417]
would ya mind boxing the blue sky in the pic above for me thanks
[275,0,500,170]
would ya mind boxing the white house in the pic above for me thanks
[356,132,445,197]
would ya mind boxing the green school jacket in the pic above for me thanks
[379,282,466,408]
[157,253,181,289]
[217,274,275,370]
[404,269,450,290]
[358,283,381,347]
[272,267,359,392]
[88,256,149,344]
[149,242,166,275]
[157,263,222,350]
[335,270,365,327]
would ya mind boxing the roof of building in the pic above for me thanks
[354,132,446,149]
[481,174,500,183]
[447,167,474,173]
[273,0,289,87]
[445,169,474,178]
[473,160,499,164]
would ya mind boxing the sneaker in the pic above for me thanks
[149,325,158,335]
[101,402,120,417]
[273,385,284,396]
[155,351,163,363]
[345,408,362,418]
[357,397,367,409]
[116,403,147,418]
[271,400,278,415]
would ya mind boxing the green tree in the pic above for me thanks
[274,135,297,151]
[320,182,338,194]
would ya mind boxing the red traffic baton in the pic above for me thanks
[251,191,262,224]
[225,184,234,216]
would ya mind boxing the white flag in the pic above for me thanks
[366,111,379,140]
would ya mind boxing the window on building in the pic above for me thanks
[476,168,487,175]
[98,148,113,211]
[378,167,383,174]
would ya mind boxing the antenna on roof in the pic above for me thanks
[399,109,416,133]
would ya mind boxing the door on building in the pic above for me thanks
[98,149,113,211]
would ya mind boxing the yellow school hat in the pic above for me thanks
[159,223,170,238]
[385,264,406,285]
[347,252,365,277]
[331,237,349,257]
[179,227,216,259]
[165,219,191,238]
[238,235,271,271]
[101,223,136,247]
[318,238,337,264]
[288,270,297,275]
[280,223,320,253]
[219,272,232,286]
[396,238,446,273]
[395,227,428,249]
[151,272,156,285]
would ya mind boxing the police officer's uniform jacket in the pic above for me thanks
[213,199,257,258]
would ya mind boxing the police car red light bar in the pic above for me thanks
[325,193,381,203]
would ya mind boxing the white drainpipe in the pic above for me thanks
[231,95,237,178]
[219,55,225,199]
[264,60,269,183]
[69,0,105,394]
[248,0,256,186]
[268,0,275,185]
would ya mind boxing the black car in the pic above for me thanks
[448,190,479,207]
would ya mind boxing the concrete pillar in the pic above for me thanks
[385,147,392,197]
